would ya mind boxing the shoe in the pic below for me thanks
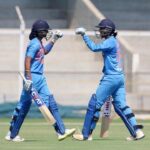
[73,133,84,141]
[126,130,145,141]
[73,133,92,141]
[5,131,24,142]
[58,128,76,141]
[88,134,93,141]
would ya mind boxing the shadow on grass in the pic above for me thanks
[24,139,45,142]
[93,138,123,141]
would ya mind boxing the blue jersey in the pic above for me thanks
[83,35,123,75]
[25,38,53,74]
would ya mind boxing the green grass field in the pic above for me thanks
[0,118,150,150]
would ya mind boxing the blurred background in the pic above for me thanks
[0,0,150,118]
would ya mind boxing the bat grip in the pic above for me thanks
[19,72,27,83]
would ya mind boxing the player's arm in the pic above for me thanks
[75,27,114,52]
[25,42,38,79]
[83,35,114,52]
[44,42,54,55]
[23,42,39,91]
[23,56,33,91]
[24,56,32,79]
[44,30,63,55]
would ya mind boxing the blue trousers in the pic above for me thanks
[96,74,126,109]
[82,74,138,139]
[96,74,137,126]
[10,73,65,138]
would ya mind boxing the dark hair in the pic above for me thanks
[112,31,117,37]
[29,29,37,40]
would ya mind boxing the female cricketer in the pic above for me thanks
[73,19,145,141]
[5,19,75,142]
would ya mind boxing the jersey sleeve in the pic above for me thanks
[26,41,40,58]
[83,35,115,52]
[44,43,53,54]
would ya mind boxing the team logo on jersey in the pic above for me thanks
[35,48,44,64]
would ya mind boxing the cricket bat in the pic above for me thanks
[19,72,56,125]
[100,97,112,138]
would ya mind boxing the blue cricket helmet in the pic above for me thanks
[95,19,116,38]
[96,19,115,31]
[29,19,51,40]
[32,19,50,31]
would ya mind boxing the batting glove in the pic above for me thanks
[46,30,53,41]
[75,27,86,36]
[24,79,32,91]
[51,30,63,43]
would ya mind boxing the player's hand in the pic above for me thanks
[54,30,63,38]
[75,27,86,36]
[46,30,53,40]
[51,30,63,43]
[24,79,32,91]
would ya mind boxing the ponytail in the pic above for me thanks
[29,29,37,40]
[112,31,117,37]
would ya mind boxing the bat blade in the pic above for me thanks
[31,88,56,125]
[39,105,56,125]
[100,115,110,138]
[19,72,56,125]
[100,97,112,138]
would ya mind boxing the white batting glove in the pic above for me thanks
[24,79,32,91]
[55,30,63,38]
[75,27,86,36]
[46,30,53,40]
[51,30,63,43]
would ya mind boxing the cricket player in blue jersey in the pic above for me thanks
[73,19,145,141]
[5,19,75,142]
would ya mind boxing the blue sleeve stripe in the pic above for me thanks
[44,43,53,53]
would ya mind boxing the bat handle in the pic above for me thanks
[19,72,27,83]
